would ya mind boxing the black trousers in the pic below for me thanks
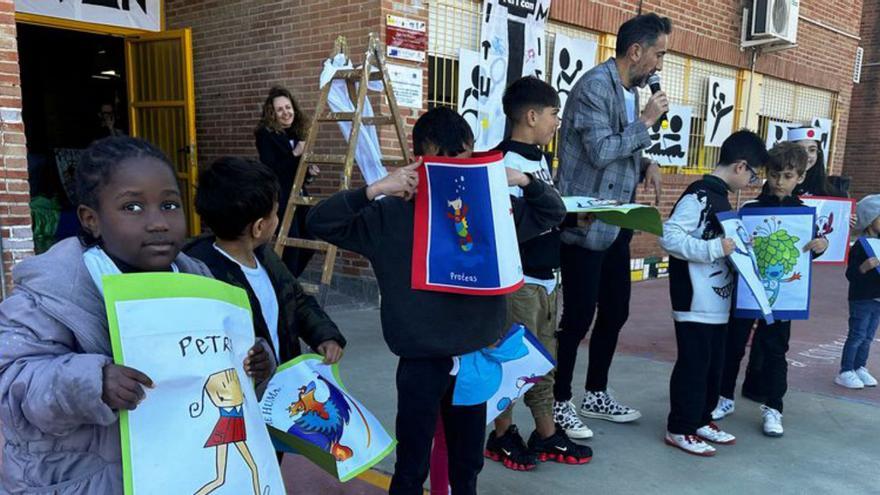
[751,320,791,412]
[389,357,486,495]
[555,230,632,401]
[668,321,726,435]
[719,317,766,400]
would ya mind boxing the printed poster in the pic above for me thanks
[551,33,597,118]
[645,104,693,167]
[718,212,774,324]
[412,151,523,295]
[483,324,555,424]
[458,48,483,143]
[800,196,856,265]
[260,355,395,482]
[104,273,285,495]
[766,120,793,149]
[811,117,833,164]
[476,0,510,151]
[735,207,816,320]
[704,77,736,147]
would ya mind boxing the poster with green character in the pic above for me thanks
[734,207,816,320]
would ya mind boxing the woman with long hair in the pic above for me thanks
[255,86,318,277]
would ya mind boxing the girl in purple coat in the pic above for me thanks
[0,137,272,494]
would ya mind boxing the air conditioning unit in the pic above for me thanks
[750,0,799,45]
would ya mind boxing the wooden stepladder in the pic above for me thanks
[273,33,413,300]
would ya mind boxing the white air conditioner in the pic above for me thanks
[750,0,799,45]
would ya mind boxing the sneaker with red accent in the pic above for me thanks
[665,432,717,457]
[484,425,537,471]
[696,422,736,445]
[527,427,593,465]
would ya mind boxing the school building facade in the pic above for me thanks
[0,0,872,297]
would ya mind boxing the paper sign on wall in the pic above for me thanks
[551,33,597,118]
[645,104,693,167]
[386,63,423,109]
[704,77,736,147]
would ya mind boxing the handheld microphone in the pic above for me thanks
[647,74,668,129]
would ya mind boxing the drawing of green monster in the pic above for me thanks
[752,217,802,306]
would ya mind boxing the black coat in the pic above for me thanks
[183,235,345,362]
[255,126,302,210]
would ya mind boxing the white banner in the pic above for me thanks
[458,49,483,144]
[766,120,793,149]
[551,33,597,118]
[704,77,736,147]
[645,104,692,167]
[476,0,510,151]
[16,0,162,32]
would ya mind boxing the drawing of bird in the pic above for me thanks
[287,375,370,462]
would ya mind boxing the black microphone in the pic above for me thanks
[647,74,668,129]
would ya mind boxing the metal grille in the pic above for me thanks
[757,76,838,164]
[636,54,739,174]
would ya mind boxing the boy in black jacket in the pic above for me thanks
[306,107,566,495]
[185,157,345,369]
[713,142,827,438]
[660,130,768,457]
[484,77,592,472]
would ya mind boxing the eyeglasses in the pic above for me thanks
[745,163,759,184]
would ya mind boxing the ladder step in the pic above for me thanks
[318,113,395,126]
[279,237,333,251]
[305,153,347,165]
[289,196,318,206]
[333,68,384,81]
[299,282,321,296]
[382,159,412,168]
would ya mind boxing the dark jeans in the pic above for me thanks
[752,320,791,412]
[389,357,486,495]
[841,299,880,372]
[668,321,726,435]
[555,230,632,401]
[279,204,315,278]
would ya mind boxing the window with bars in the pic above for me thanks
[758,76,837,162]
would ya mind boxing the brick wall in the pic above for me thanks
[843,1,879,199]
[0,1,32,293]
[166,0,865,290]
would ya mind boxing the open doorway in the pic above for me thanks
[18,23,129,252]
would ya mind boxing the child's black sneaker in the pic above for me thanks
[484,425,537,471]
[527,427,593,465]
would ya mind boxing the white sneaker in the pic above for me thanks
[711,396,735,421]
[579,391,642,423]
[553,400,594,439]
[855,367,878,387]
[696,422,736,445]
[761,405,784,437]
[664,432,716,457]
[835,370,865,389]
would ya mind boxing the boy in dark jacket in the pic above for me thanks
[306,107,566,495]
[185,157,345,369]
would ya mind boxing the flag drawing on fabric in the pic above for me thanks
[801,196,856,265]
[859,237,880,275]
[734,207,816,321]
[260,355,395,482]
[103,273,285,495]
[718,212,774,324]
[412,151,523,295]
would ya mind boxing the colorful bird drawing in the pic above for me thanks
[287,375,371,462]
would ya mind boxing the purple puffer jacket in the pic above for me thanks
[0,238,212,494]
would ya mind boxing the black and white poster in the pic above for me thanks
[765,120,792,149]
[704,77,736,147]
[476,0,510,151]
[645,104,692,167]
[551,33,597,117]
[811,117,833,163]
[16,0,161,31]
[457,48,483,144]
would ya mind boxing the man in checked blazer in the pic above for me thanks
[552,13,671,438]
